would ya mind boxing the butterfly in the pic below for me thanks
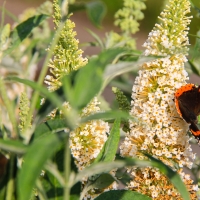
[174,83,200,142]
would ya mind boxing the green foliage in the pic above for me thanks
[0,0,199,200]
[85,1,106,28]
[4,14,48,55]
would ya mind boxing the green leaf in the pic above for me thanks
[103,56,157,89]
[4,14,48,55]
[90,173,115,189]
[81,110,132,124]
[65,49,126,110]
[34,119,68,140]
[68,3,85,13]
[74,159,151,185]
[93,119,120,164]
[70,194,80,200]
[94,190,151,200]
[72,59,103,109]
[17,132,68,200]
[103,119,120,162]
[0,139,27,154]
[85,1,106,28]
[81,173,115,199]
[6,76,63,110]
[188,60,200,76]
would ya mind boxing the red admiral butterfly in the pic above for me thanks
[174,83,200,142]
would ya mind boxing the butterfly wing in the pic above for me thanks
[193,85,200,116]
[189,122,200,142]
[176,88,198,123]
[175,84,200,143]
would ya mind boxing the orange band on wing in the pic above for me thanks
[174,84,195,98]
[190,129,200,137]
[174,98,182,117]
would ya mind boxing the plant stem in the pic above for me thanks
[36,179,48,200]
[6,154,15,200]
[0,78,18,138]
[64,135,71,200]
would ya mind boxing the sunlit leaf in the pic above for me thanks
[93,119,120,164]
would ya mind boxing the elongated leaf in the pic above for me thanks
[5,14,48,55]
[90,173,115,190]
[85,1,106,28]
[0,139,27,154]
[81,110,132,124]
[72,58,103,110]
[103,56,157,88]
[95,190,151,200]
[74,159,151,184]
[188,60,200,76]
[81,173,115,199]
[34,119,68,140]
[6,77,63,109]
[17,132,68,200]
[93,119,120,164]
[103,119,120,162]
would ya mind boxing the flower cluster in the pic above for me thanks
[70,97,109,171]
[44,0,88,91]
[120,0,198,198]
[114,0,146,34]
[127,167,198,200]
[106,0,146,49]
[18,92,31,135]
[143,0,192,56]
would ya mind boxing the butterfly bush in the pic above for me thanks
[45,0,109,169]
[44,1,112,199]
[120,0,198,199]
